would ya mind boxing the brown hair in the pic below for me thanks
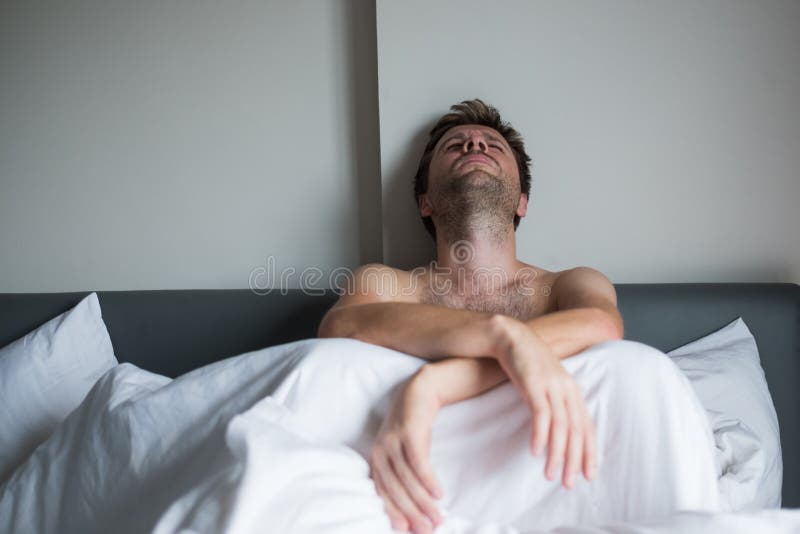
[413,98,532,241]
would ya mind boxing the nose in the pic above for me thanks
[462,132,488,153]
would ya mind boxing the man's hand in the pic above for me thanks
[369,369,444,534]
[492,315,597,488]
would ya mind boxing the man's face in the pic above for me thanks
[421,124,527,221]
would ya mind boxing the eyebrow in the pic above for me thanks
[439,131,508,151]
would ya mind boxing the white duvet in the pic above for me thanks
[1,338,799,533]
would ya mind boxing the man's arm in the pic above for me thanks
[320,300,514,361]
[411,267,623,411]
[319,263,522,362]
[546,266,624,339]
[414,306,622,407]
[318,265,623,411]
[318,264,621,362]
[328,264,622,531]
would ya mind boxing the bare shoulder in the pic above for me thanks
[332,263,421,308]
[549,265,619,311]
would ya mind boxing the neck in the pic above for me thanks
[432,224,520,293]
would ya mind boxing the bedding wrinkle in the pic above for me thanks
[0,338,735,533]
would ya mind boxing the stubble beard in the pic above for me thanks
[432,169,519,245]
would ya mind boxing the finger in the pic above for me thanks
[373,467,410,532]
[380,453,435,534]
[545,390,568,482]
[562,389,584,489]
[567,384,597,483]
[388,443,442,527]
[388,447,440,532]
[403,438,444,499]
[583,409,598,482]
[529,390,550,456]
[402,442,444,527]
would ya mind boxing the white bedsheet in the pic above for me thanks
[1,338,799,533]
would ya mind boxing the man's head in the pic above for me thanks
[413,99,532,242]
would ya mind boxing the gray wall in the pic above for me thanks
[377,0,800,283]
[0,0,381,291]
[1,1,798,291]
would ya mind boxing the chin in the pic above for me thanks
[457,169,498,181]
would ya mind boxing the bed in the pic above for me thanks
[0,282,798,533]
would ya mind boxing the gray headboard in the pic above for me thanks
[0,283,798,505]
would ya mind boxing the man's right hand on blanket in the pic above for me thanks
[369,368,444,534]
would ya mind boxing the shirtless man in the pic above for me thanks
[317,99,624,534]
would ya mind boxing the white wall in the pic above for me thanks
[1,1,798,291]
[0,0,381,291]
[376,0,800,283]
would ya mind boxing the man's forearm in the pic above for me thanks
[319,302,507,361]
[526,307,621,359]
[420,307,622,407]
[319,301,622,407]
[416,357,508,407]
[320,302,618,362]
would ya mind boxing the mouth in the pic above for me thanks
[458,154,495,168]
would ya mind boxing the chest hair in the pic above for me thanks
[420,288,546,321]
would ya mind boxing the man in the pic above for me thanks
[318,99,625,533]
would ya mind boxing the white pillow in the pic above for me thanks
[666,317,782,511]
[0,292,118,483]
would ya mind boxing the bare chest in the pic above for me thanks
[418,280,554,321]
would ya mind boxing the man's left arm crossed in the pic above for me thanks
[373,267,625,528]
